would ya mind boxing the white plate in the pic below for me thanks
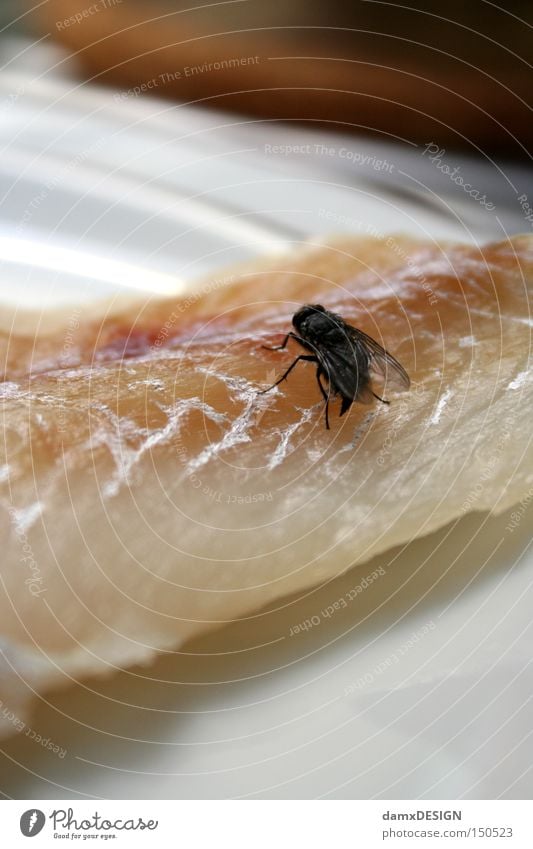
[1,51,532,799]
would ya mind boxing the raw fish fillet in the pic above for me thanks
[1,234,532,737]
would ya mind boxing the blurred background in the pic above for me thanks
[0,0,530,308]
[1,0,532,155]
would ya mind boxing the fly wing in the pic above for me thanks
[317,342,368,402]
[346,326,410,390]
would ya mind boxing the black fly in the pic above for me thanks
[259,304,410,429]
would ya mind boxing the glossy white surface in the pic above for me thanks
[0,49,531,799]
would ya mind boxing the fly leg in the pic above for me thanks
[258,355,318,394]
[371,391,390,405]
[262,332,303,352]
[315,366,331,430]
